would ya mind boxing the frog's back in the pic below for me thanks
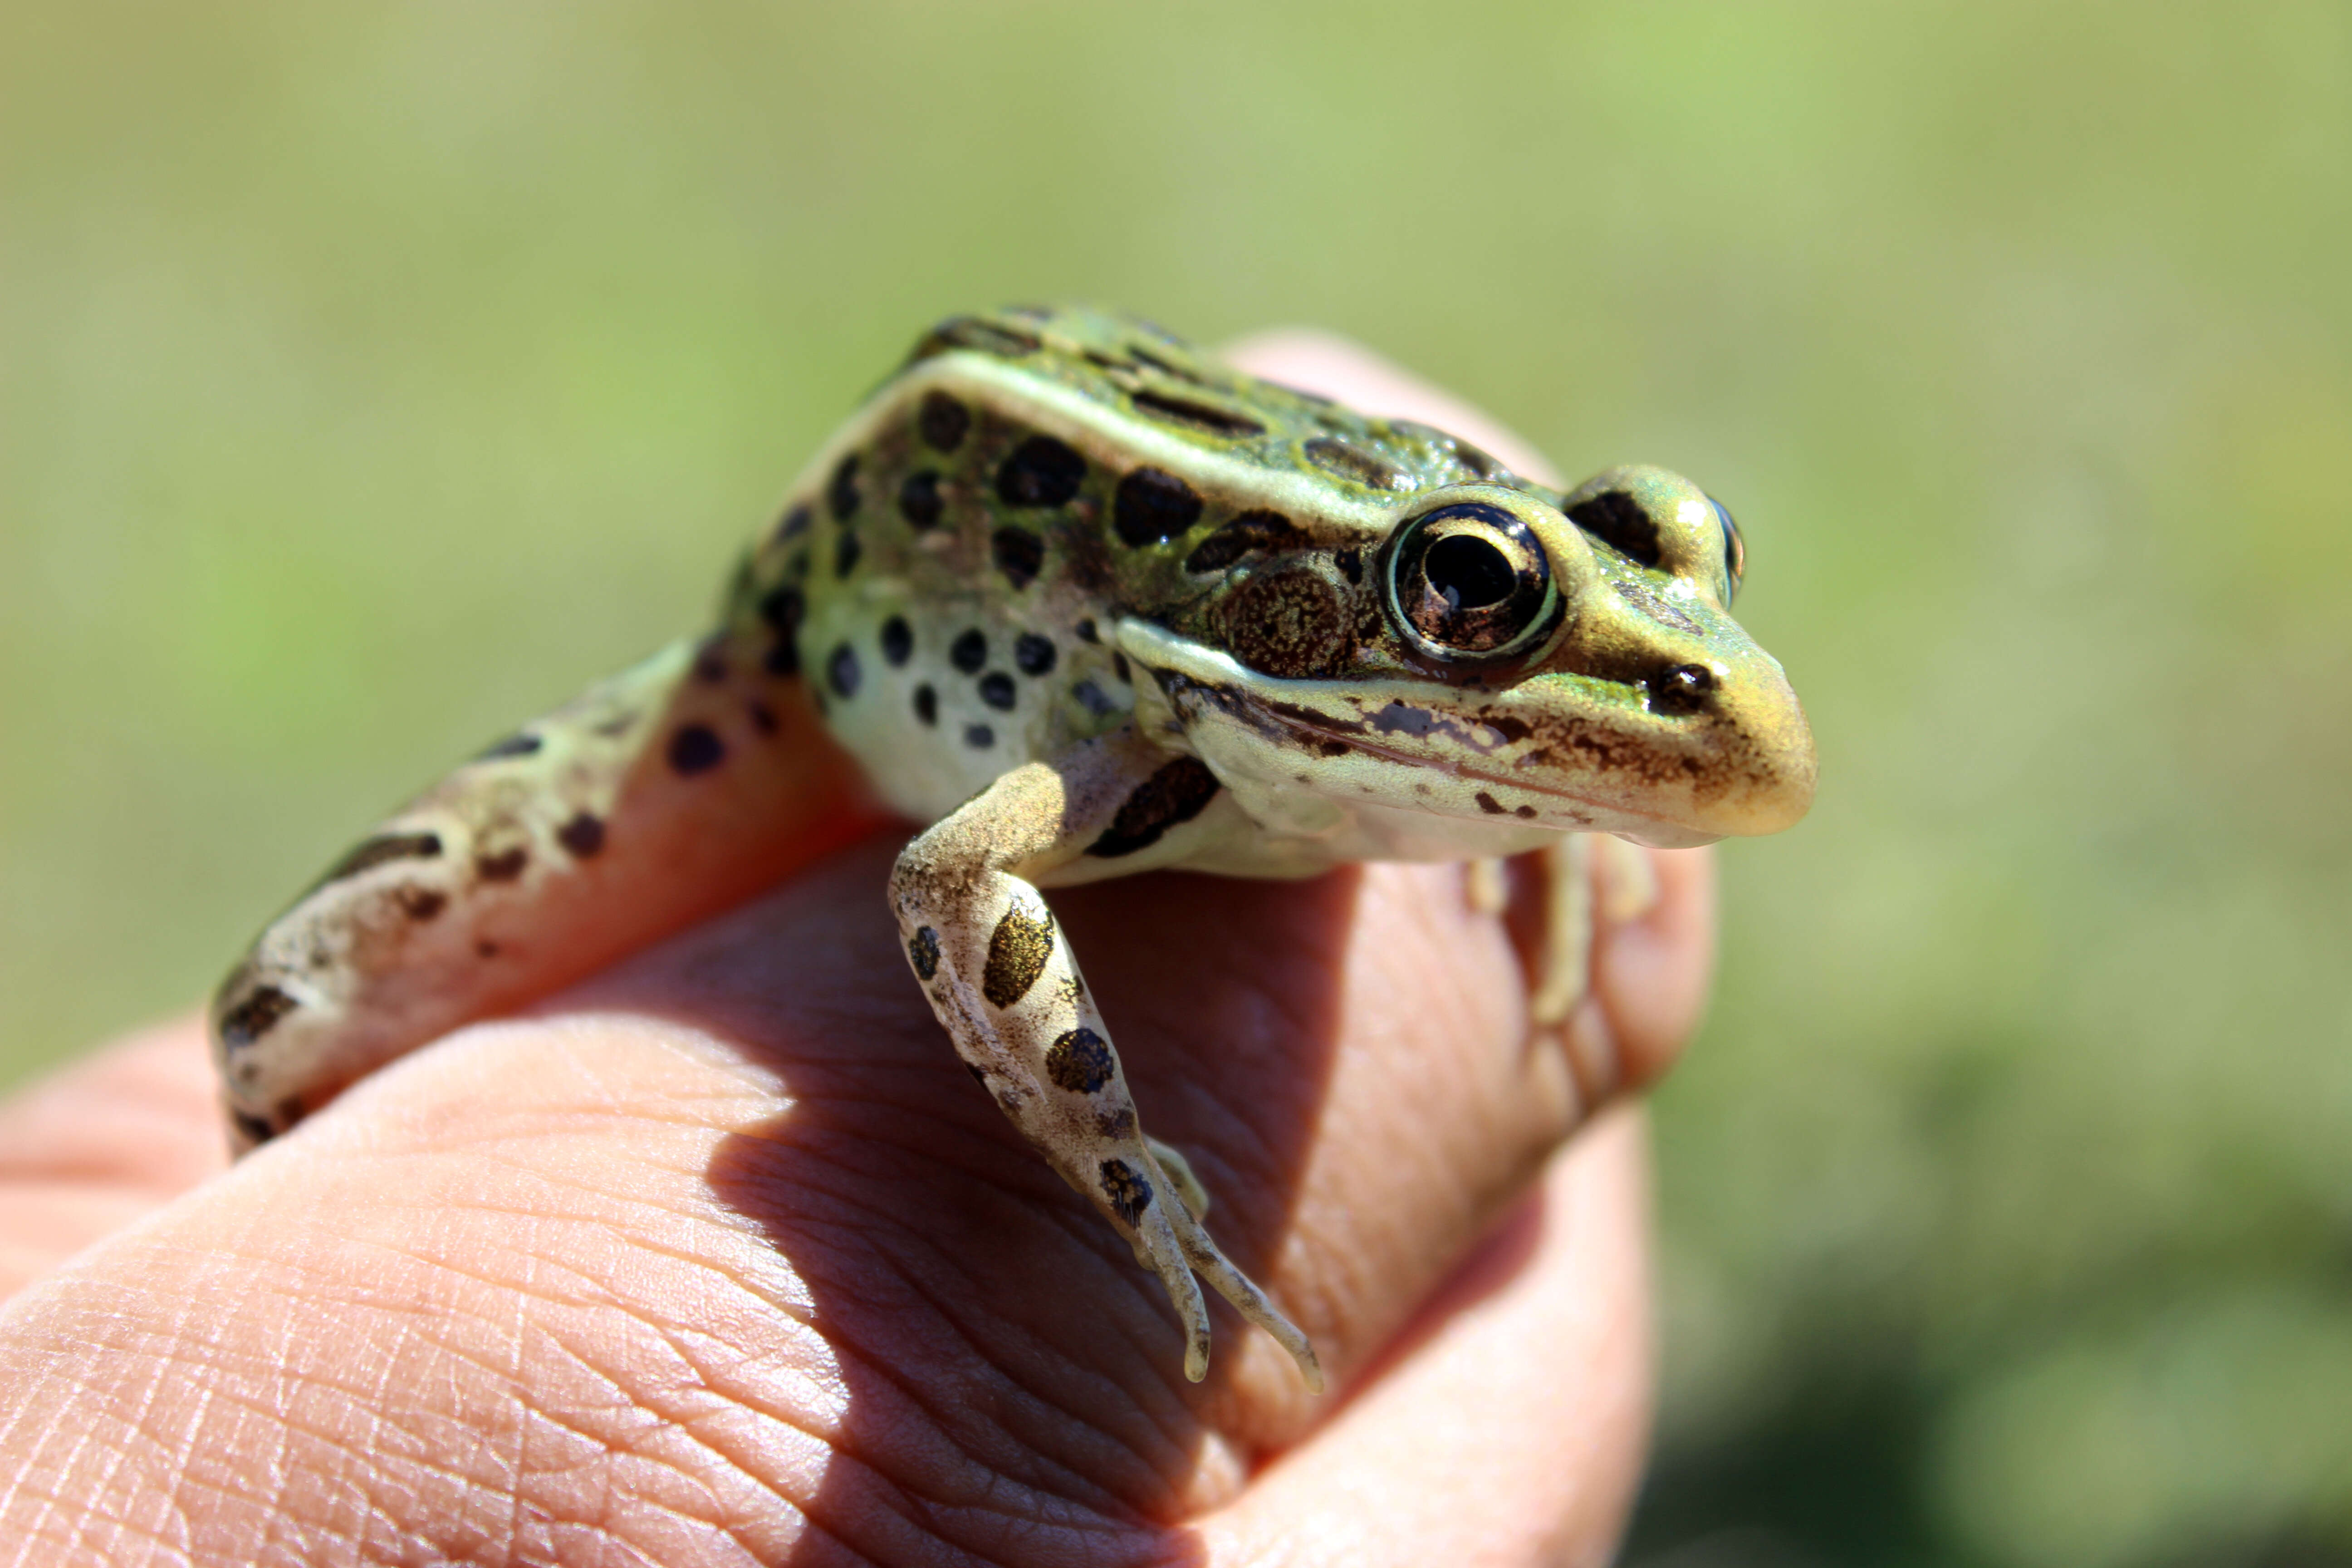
[732,306,1517,825]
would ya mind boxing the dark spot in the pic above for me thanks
[992,526,1045,589]
[908,926,941,980]
[1127,345,1201,382]
[964,723,995,749]
[1459,441,1502,478]
[1099,1159,1154,1227]
[827,453,861,521]
[1087,756,1222,857]
[475,731,542,760]
[747,701,778,735]
[668,723,726,775]
[1475,792,1506,815]
[1014,633,1056,676]
[1514,804,1537,819]
[1334,547,1363,584]
[978,671,1016,710]
[910,315,1043,360]
[1075,618,1099,643]
[1046,1026,1114,1093]
[1183,508,1302,573]
[764,638,801,677]
[323,831,443,884]
[981,900,1056,1008]
[394,886,447,921]
[1612,576,1703,634]
[1113,467,1205,547]
[1112,652,1132,683]
[828,643,862,698]
[898,470,944,529]
[913,684,938,725]
[475,846,529,882]
[834,530,862,578]
[218,985,299,1049]
[950,628,987,673]
[590,711,639,738]
[770,502,813,546]
[1483,714,1536,744]
[881,615,913,666]
[692,645,728,684]
[1568,490,1663,567]
[1130,389,1266,437]
[476,940,500,958]
[230,1108,279,1147]
[1649,662,1718,716]
[1315,738,1350,757]
[1221,566,1349,679]
[760,583,805,635]
[918,390,970,452]
[557,813,606,858]
[995,436,1088,508]
[1304,436,1399,490]
[1073,680,1116,717]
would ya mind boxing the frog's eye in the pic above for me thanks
[1384,501,1557,660]
[1709,496,1746,605]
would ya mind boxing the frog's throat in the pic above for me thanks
[1116,620,1752,847]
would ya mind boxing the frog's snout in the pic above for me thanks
[1644,650,1818,839]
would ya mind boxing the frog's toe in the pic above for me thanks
[1165,1199,1326,1394]
[1118,1184,1215,1380]
[1145,1135,1211,1220]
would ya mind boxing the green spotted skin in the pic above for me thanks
[725,308,1535,828]
[212,305,1817,1392]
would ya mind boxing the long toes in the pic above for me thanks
[1166,1202,1325,1394]
[1133,1205,1215,1382]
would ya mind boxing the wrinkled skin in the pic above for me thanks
[0,338,1720,1567]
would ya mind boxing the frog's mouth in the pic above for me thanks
[1117,619,1814,843]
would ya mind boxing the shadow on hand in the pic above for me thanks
[590,834,1362,1556]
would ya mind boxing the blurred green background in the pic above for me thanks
[4,2,2348,1561]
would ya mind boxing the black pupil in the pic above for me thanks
[1424,533,1515,609]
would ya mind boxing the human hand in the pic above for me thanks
[0,337,1720,1565]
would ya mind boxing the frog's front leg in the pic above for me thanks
[888,730,1323,1392]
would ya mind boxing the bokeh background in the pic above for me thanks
[4,3,2348,1562]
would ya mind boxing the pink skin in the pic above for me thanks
[0,337,1719,1565]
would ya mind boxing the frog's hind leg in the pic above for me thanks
[212,619,882,1152]
[888,728,1323,1391]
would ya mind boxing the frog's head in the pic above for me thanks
[1122,466,1816,851]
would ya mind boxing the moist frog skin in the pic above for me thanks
[212,306,1817,1391]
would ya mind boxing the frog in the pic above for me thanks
[209,305,1817,1394]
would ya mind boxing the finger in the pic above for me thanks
[1200,1111,1653,1567]
[1593,845,1717,1094]
[0,1017,226,1298]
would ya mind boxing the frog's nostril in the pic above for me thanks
[1648,663,1717,715]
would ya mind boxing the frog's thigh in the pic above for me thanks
[887,731,1321,1390]
[213,632,869,1152]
